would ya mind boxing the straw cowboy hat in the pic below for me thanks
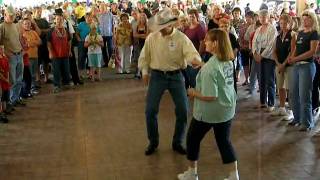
[148,8,178,32]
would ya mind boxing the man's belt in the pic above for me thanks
[12,51,22,55]
[152,69,181,75]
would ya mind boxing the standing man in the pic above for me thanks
[34,7,52,84]
[99,3,114,67]
[0,6,26,107]
[47,9,72,93]
[138,8,202,156]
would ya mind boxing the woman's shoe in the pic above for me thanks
[288,121,300,127]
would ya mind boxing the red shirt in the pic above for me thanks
[0,56,11,91]
[48,27,70,58]
[183,24,206,52]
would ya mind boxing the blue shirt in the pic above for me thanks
[98,12,114,37]
[77,22,101,41]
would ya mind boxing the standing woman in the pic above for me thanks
[133,13,148,78]
[183,8,206,88]
[238,11,254,85]
[287,10,319,131]
[218,13,240,93]
[178,29,238,180]
[311,15,320,117]
[271,14,296,118]
[252,10,277,111]
[116,13,133,74]
[207,5,223,30]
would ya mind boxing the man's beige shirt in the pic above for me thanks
[138,29,201,75]
[0,22,23,55]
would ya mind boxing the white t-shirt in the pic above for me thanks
[85,34,103,54]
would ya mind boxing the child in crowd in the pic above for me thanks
[22,18,42,94]
[0,46,10,123]
[84,23,104,81]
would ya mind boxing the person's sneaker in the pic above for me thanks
[272,107,288,116]
[177,168,198,180]
[14,99,26,107]
[312,108,320,122]
[31,89,39,95]
[288,121,300,127]
[224,171,239,180]
[266,106,275,112]
[271,108,280,116]
[282,110,294,121]
[278,107,289,116]
[245,92,252,99]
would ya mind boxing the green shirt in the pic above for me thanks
[193,55,236,123]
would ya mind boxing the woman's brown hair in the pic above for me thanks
[206,29,234,62]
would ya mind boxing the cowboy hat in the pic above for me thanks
[148,8,178,32]
[54,8,64,16]
[5,5,16,16]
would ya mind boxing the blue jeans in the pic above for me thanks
[288,62,316,128]
[249,59,261,94]
[102,36,113,65]
[78,41,87,70]
[52,58,71,88]
[182,66,199,88]
[29,58,38,88]
[145,70,188,146]
[9,53,24,103]
[260,58,276,106]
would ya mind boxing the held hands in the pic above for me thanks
[191,59,204,69]
[287,56,297,65]
[277,64,285,73]
[187,88,195,99]
[254,54,262,63]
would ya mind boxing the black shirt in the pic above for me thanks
[229,33,240,50]
[296,30,319,62]
[276,30,292,64]
[140,8,152,19]
[207,19,219,31]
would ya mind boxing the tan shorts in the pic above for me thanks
[276,66,288,89]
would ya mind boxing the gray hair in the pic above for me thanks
[258,9,269,18]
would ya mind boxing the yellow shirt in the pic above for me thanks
[23,30,41,58]
[75,5,86,20]
[138,29,202,75]
[116,23,132,46]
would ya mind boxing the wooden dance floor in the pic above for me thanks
[0,71,320,180]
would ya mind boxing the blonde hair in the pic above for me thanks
[301,10,319,33]
[206,29,234,62]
